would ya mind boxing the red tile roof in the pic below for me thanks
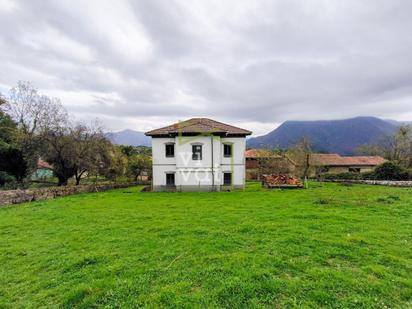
[245,149,275,158]
[340,156,387,165]
[145,118,252,136]
[310,153,386,166]
[37,159,53,169]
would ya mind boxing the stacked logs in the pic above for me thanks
[262,174,303,188]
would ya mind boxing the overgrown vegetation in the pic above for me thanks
[0,182,411,308]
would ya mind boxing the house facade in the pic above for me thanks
[31,159,53,180]
[145,118,252,191]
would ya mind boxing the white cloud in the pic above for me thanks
[0,0,19,12]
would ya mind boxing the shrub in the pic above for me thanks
[361,171,376,180]
[0,171,16,187]
[323,172,362,180]
[370,161,409,180]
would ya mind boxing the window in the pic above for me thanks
[165,143,174,157]
[223,144,232,157]
[192,145,202,160]
[321,167,329,173]
[349,168,361,173]
[223,172,232,185]
[166,173,175,186]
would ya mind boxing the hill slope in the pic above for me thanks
[247,117,397,155]
[106,129,151,147]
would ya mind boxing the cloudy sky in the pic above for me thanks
[1,0,412,136]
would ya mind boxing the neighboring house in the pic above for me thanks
[245,149,296,180]
[31,159,53,180]
[145,118,252,191]
[310,153,386,177]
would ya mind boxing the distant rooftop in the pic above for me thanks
[310,153,386,166]
[245,149,280,158]
[145,118,252,137]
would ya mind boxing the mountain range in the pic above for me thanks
[107,117,408,155]
[106,129,151,147]
[247,116,400,155]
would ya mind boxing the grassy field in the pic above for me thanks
[0,182,411,308]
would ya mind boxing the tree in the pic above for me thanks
[99,146,127,182]
[119,145,152,157]
[119,145,136,158]
[0,105,17,148]
[3,81,69,175]
[41,127,77,186]
[287,137,312,178]
[357,126,412,168]
[128,154,152,181]
[255,148,294,177]
[390,126,412,168]
[5,81,68,135]
[3,81,129,186]
[0,148,28,182]
[0,106,28,184]
[70,124,113,185]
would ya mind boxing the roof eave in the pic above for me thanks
[146,132,251,137]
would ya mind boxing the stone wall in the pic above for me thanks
[326,179,412,187]
[0,182,141,207]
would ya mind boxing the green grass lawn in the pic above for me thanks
[1,182,411,308]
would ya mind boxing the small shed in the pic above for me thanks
[31,159,53,180]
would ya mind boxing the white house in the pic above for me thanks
[145,118,252,191]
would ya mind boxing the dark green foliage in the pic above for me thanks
[0,171,15,186]
[118,145,151,156]
[0,110,28,184]
[0,147,28,182]
[41,131,77,186]
[0,110,16,147]
[1,182,411,308]
[361,170,376,180]
[370,161,409,180]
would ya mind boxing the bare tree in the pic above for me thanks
[3,81,69,175]
[257,148,294,177]
[5,81,68,135]
[357,126,412,168]
[390,126,412,168]
[287,137,313,178]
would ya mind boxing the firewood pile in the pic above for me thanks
[262,174,303,188]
